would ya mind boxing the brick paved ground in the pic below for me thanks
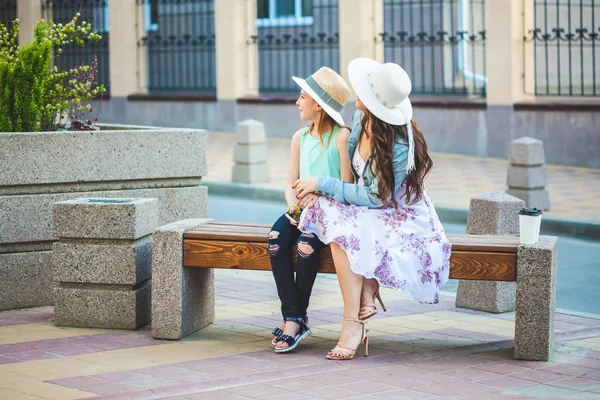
[0,270,599,399]
[1,132,598,399]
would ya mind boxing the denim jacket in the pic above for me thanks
[316,111,408,208]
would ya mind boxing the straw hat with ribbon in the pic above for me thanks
[292,67,351,126]
[348,58,416,173]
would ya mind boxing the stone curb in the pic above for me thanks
[202,181,600,240]
[203,181,287,203]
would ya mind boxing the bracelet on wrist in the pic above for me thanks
[287,205,301,214]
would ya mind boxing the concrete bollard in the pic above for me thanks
[506,137,550,210]
[52,198,158,329]
[515,236,558,361]
[151,218,215,340]
[232,119,270,183]
[456,191,525,313]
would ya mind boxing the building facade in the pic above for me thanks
[9,0,600,167]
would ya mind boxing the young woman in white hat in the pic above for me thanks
[294,58,452,360]
[268,66,354,353]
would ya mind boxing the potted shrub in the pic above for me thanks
[0,14,105,132]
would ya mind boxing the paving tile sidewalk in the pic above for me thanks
[205,132,600,223]
[1,132,598,399]
[1,270,600,399]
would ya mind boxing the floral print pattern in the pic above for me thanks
[327,198,365,228]
[333,234,361,255]
[377,207,418,238]
[300,201,329,237]
[299,185,451,304]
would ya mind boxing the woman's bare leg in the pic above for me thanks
[329,243,365,354]
[361,278,378,303]
[359,278,379,317]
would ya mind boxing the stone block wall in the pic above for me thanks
[53,198,158,329]
[0,125,208,311]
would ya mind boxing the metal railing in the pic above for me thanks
[249,0,339,94]
[42,0,111,95]
[380,0,486,97]
[0,0,17,32]
[525,0,600,96]
[137,0,216,94]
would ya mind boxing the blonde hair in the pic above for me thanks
[307,110,338,149]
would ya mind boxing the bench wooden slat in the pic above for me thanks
[204,221,271,228]
[183,240,335,273]
[184,227,520,254]
[183,240,517,282]
[184,230,269,242]
[449,251,516,281]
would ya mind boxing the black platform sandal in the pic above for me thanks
[270,325,283,348]
[274,317,311,353]
[271,315,308,348]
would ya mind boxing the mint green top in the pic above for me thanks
[299,125,341,179]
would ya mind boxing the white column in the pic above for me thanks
[486,0,534,105]
[339,0,384,97]
[17,0,43,44]
[522,0,535,98]
[108,0,144,97]
[215,0,258,100]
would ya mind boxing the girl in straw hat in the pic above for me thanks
[268,67,354,353]
[294,59,452,360]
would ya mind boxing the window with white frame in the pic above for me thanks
[256,0,313,28]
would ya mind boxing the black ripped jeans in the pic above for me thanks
[268,213,325,319]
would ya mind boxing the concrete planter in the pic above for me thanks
[0,125,208,311]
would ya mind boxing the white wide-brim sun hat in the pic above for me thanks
[348,58,413,126]
[292,67,351,127]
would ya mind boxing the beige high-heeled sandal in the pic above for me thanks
[359,291,387,321]
[325,318,369,360]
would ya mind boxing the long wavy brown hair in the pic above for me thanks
[361,110,432,207]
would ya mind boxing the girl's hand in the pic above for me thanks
[298,193,320,209]
[292,177,319,199]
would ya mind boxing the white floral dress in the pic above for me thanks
[298,144,451,304]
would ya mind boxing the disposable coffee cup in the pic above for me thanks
[518,208,543,244]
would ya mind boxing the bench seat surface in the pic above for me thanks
[183,221,519,281]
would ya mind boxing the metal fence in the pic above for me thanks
[0,0,17,33]
[526,0,600,96]
[249,0,339,94]
[380,0,486,97]
[42,0,111,94]
[137,0,216,94]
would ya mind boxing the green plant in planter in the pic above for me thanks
[0,14,105,132]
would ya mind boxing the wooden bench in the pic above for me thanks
[183,221,519,282]
[151,219,558,361]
